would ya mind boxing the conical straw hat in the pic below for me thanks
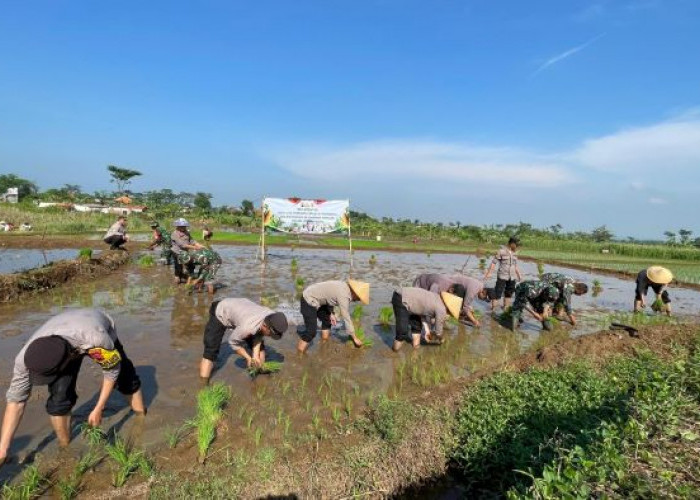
[647,266,673,285]
[348,280,370,304]
[441,292,463,319]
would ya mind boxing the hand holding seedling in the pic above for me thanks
[88,408,104,427]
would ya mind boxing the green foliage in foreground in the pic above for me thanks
[452,335,700,497]
[190,383,232,463]
[1,464,45,500]
[248,361,283,377]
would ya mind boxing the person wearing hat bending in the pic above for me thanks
[199,298,288,385]
[483,236,522,311]
[635,266,673,316]
[449,274,491,327]
[541,273,588,326]
[297,280,370,353]
[0,309,145,465]
[413,273,487,326]
[171,218,205,284]
[391,287,462,351]
[103,216,129,250]
[509,280,560,331]
[147,221,174,265]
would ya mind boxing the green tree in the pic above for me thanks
[678,229,693,245]
[240,199,255,216]
[591,225,613,242]
[0,173,39,199]
[663,231,677,245]
[107,165,142,193]
[194,192,213,211]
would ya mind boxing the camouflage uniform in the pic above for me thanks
[152,227,174,265]
[511,280,560,320]
[541,272,575,315]
[180,249,222,284]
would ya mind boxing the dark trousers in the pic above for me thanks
[493,278,517,299]
[392,292,422,342]
[202,301,263,361]
[103,235,126,250]
[173,253,195,282]
[299,297,332,342]
[46,340,141,416]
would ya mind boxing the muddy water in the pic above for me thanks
[0,248,83,274]
[0,246,699,481]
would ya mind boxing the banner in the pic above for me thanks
[263,198,349,234]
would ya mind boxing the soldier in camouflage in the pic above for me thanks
[180,248,222,294]
[541,272,588,326]
[509,280,560,331]
[147,221,174,265]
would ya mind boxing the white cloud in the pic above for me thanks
[571,116,700,172]
[271,141,576,188]
[649,197,668,205]
[532,34,605,76]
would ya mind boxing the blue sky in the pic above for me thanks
[1,0,699,239]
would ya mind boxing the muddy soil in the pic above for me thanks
[0,245,698,496]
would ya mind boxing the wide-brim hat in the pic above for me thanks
[347,279,370,304]
[647,266,673,285]
[441,292,463,319]
[173,218,190,227]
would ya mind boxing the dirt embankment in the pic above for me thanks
[124,324,698,499]
[0,251,131,303]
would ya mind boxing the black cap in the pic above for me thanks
[451,284,467,299]
[508,236,521,246]
[24,336,72,385]
[264,312,288,339]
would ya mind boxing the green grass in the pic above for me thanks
[359,395,411,445]
[1,464,45,500]
[451,336,700,497]
[191,383,232,463]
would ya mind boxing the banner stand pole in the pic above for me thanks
[260,197,266,262]
[347,203,353,270]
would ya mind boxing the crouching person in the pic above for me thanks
[391,287,462,351]
[199,298,288,385]
[0,309,145,466]
[297,280,370,353]
[509,281,560,331]
[634,266,673,316]
[541,272,588,326]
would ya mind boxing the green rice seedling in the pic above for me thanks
[78,248,92,260]
[56,474,79,500]
[651,297,665,312]
[245,411,255,430]
[237,403,248,420]
[301,372,308,390]
[260,293,279,308]
[353,385,361,396]
[193,383,232,463]
[281,381,291,395]
[137,254,155,268]
[344,398,353,417]
[76,449,101,475]
[254,427,263,446]
[256,386,267,400]
[276,408,284,425]
[305,400,312,413]
[369,254,377,266]
[472,309,483,320]
[322,391,331,408]
[164,424,189,449]
[592,278,602,289]
[378,306,394,327]
[348,327,373,347]
[351,305,364,322]
[105,435,153,487]
[248,361,283,377]
[331,406,341,426]
[79,423,106,446]
[284,415,291,437]
[478,257,486,271]
[537,261,545,277]
[290,258,298,274]
[295,277,305,292]
[1,464,45,500]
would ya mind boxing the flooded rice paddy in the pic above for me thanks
[0,245,699,475]
[0,248,83,274]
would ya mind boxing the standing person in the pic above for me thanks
[297,280,370,353]
[449,274,491,327]
[202,225,213,242]
[509,280,560,331]
[391,287,462,351]
[0,309,145,465]
[199,298,288,385]
[541,272,589,326]
[634,266,673,316]
[103,216,129,250]
[170,218,205,284]
[147,221,173,265]
[483,236,522,311]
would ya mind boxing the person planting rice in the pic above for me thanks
[0,309,145,466]
[103,215,129,250]
[391,287,462,351]
[171,218,205,284]
[509,280,560,332]
[483,236,522,311]
[183,248,223,294]
[540,272,589,326]
[147,221,174,265]
[449,274,492,327]
[199,298,288,385]
[297,280,370,353]
[412,273,467,298]
[634,266,673,316]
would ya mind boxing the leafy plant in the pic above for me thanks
[378,306,394,327]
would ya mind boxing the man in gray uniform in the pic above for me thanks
[0,309,145,466]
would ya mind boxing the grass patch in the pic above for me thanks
[359,395,411,445]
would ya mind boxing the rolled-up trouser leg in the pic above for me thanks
[114,340,141,395]
[299,297,319,342]
[392,292,412,342]
[202,301,226,361]
[46,357,84,416]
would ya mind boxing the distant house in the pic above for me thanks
[74,203,105,213]
[0,188,19,203]
[100,205,148,216]
[37,201,74,210]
